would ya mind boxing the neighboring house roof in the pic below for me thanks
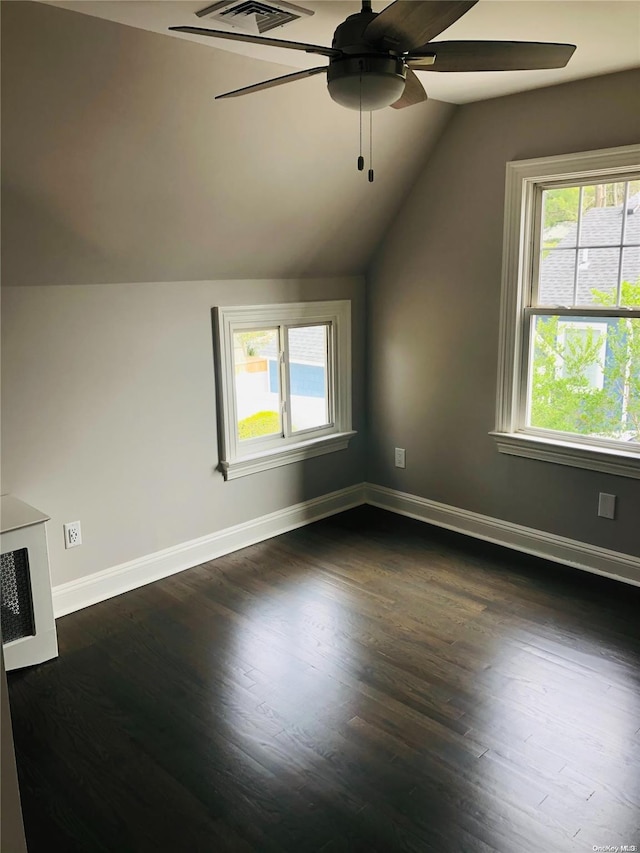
[259,325,327,365]
[539,192,640,306]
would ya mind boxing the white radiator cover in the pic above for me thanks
[1,496,58,671]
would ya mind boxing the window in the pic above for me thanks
[214,301,354,479]
[493,145,640,479]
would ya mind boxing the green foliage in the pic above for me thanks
[531,318,610,434]
[606,317,640,439]
[591,280,640,308]
[542,186,581,230]
[238,410,280,440]
[530,280,640,442]
[541,182,640,231]
[236,331,275,357]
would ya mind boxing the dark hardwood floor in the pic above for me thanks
[7,506,640,853]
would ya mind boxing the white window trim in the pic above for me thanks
[493,143,640,480]
[214,300,355,480]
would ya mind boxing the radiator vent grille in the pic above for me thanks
[1,548,35,644]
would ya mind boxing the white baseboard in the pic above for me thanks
[52,484,366,617]
[53,480,639,618]
[365,483,640,587]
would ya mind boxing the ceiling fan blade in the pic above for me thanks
[408,40,577,72]
[216,66,327,99]
[390,69,428,109]
[364,1,478,53]
[169,26,340,58]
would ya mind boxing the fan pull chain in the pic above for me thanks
[368,111,374,182]
[357,66,364,171]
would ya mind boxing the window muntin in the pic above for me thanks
[214,301,353,479]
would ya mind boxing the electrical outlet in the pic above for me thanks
[597,493,616,520]
[394,447,406,469]
[64,520,82,549]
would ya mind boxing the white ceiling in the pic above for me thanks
[45,0,640,104]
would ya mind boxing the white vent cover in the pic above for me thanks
[196,0,313,35]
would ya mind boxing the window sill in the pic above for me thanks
[219,431,357,481]
[490,431,640,480]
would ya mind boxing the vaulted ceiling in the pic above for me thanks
[2,1,454,285]
[47,0,640,103]
[2,1,639,286]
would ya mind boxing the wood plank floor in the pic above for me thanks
[7,506,640,853]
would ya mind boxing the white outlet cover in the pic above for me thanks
[64,521,82,548]
[597,493,616,520]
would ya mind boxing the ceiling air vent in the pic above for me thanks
[196,0,313,35]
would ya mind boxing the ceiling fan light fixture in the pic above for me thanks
[173,0,577,113]
[327,57,406,111]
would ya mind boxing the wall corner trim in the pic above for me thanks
[52,484,366,617]
[365,483,640,587]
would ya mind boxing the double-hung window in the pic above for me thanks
[494,144,640,478]
[214,300,354,479]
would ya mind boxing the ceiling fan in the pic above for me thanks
[169,0,576,111]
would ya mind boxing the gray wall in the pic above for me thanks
[2,277,366,587]
[367,69,640,557]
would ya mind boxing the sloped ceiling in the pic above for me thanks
[46,0,640,104]
[1,1,455,286]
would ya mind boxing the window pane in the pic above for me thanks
[580,181,625,246]
[579,182,625,246]
[233,329,281,441]
[541,187,579,249]
[287,325,329,433]
[528,315,640,444]
[621,247,640,306]
[624,181,640,246]
[537,180,640,307]
[538,249,576,306]
[575,247,620,306]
